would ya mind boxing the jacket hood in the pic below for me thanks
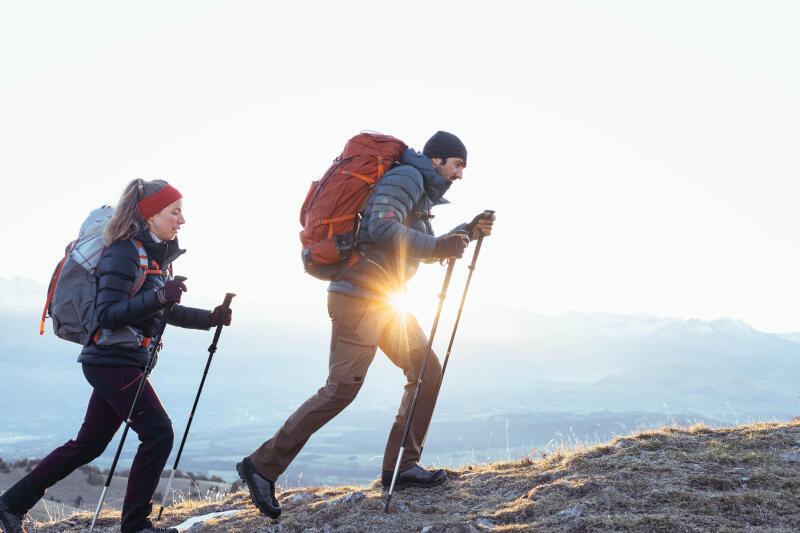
[399,148,452,203]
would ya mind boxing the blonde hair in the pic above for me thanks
[104,179,170,245]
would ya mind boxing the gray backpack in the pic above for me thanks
[40,206,149,345]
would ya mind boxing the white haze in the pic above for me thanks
[0,1,799,335]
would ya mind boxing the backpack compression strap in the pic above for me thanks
[315,161,388,240]
[40,239,78,335]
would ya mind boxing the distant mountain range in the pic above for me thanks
[1,275,799,485]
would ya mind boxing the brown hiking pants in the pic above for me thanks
[249,291,442,481]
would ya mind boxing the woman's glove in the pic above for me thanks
[157,279,187,304]
[209,305,233,327]
[433,231,470,259]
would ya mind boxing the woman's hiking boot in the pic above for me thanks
[236,456,281,518]
[0,507,27,533]
[133,520,178,533]
[381,464,447,490]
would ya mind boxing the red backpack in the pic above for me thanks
[300,132,407,280]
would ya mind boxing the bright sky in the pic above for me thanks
[1,1,799,333]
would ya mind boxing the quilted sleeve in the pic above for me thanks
[364,166,437,259]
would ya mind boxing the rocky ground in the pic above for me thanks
[16,420,800,532]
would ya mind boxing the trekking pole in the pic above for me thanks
[441,211,492,379]
[420,212,493,456]
[384,259,456,513]
[88,276,187,533]
[156,292,235,521]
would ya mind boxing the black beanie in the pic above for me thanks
[423,131,467,164]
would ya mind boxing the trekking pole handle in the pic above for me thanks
[221,292,236,310]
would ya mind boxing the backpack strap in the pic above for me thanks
[129,239,168,296]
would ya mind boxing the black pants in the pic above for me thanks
[0,364,173,533]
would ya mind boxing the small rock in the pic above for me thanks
[328,491,366,506]
[598,491,614,507]
[474,517,495,528]
[452,523,481,533]
[535,472,556,484]
[421,527,435,533]
[284,491,316,504]
[780,452,800,463]
[396,499,410,511]
[557,505,582,519]
[741,476,750,482]
[322,525,333,533]
[187,524,204,533]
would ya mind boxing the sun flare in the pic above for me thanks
[388,291,412,314]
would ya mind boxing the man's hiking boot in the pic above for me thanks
[236,456,281,518]
[133,521,177,533]
[0,507,27,533]
[381,465,447,490]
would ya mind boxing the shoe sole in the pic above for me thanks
[236,461,282,519]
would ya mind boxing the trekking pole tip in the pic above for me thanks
[384,494,392,513]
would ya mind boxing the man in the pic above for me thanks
[236,131,495,518]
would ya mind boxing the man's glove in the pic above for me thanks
[209,305,233,327]
[157,278,187,304]
[433,231,470,259]
[465,210,496,240]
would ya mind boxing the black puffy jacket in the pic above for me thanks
[78,230,211,368]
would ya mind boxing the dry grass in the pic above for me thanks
[26,420,800,532]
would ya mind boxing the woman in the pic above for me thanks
[0,179,231,533]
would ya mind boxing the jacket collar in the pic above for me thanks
[399,148,452,204]
[135,229,185,268]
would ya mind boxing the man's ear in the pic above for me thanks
[429,157,443,167]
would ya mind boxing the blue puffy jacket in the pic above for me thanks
[329,148,466,300]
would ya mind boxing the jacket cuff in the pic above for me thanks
[141,286,166,313]
[450,223,469,236]
[418,233,438,259]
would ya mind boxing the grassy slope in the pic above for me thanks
[25,420,800,532]
[0,468,226,524]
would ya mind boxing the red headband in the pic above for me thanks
[137,185,183,220]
